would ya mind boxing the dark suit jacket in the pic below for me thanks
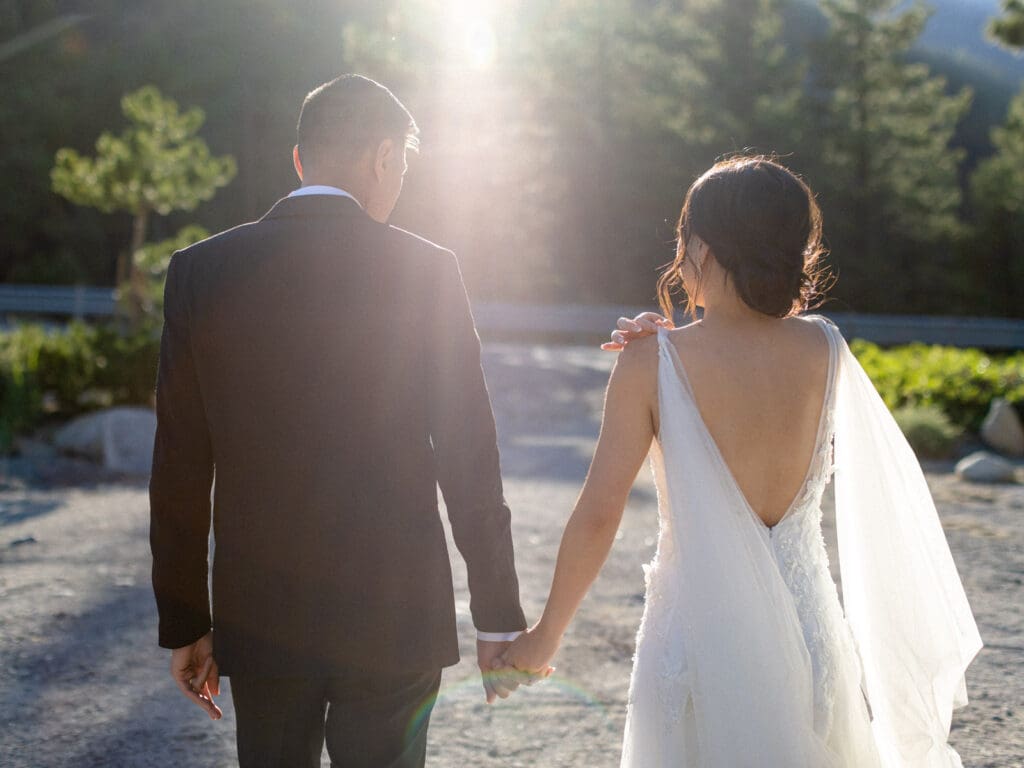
[149,194,526,676]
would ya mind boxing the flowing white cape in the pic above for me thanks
[831,323,982,766]
[623,321,981,767]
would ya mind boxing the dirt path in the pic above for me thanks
[0,343,1020,767]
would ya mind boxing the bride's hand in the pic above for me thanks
[601,312,674,351]
[498,625,560,678]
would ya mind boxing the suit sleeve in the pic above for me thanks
[149,252,216,649]
[428,251,527,633]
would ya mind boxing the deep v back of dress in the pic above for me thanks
[658,317,837,531]
[619,315,981,768]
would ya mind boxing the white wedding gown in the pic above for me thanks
[620,316,982,768]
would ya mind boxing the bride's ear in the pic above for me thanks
[690,236,712,269]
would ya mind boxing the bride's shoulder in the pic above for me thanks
[793,313,841,339]
[785,314,835,344]
[618,333,660,369]
[607,334,660,411]
[614,333,661,388]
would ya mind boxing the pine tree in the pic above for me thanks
[990,0,1024,49]
[670,0,807,157]
[813,0,972,312]
[968,0,1024,315]
[52,86,236,323]
[522,0,808,302]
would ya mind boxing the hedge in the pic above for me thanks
[0,322,159,450]
[850,340,1024,431]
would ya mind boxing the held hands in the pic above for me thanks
[601,312,674,351]
[493,625,559,692]
[170,631,222,720]
[478,631,556,704]
[477,639,519,704]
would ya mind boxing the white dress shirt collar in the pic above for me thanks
[287,185,363,208]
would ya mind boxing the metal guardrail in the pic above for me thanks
[1,286,1022,349]
[0,285,116,318]
[473,303,1024,350]
[827,313,1024,350]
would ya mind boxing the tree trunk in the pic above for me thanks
[122,207,149,326]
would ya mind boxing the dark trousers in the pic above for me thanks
[229,668,443,768]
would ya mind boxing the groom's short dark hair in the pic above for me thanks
[297,74,418,173]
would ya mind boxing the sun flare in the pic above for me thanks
[462,16,497,69]
[445,0,498,70]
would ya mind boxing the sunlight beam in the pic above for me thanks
[444,0,498,71]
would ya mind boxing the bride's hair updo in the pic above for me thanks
[657,154,831,319]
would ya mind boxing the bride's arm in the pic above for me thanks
[501,337,659,673]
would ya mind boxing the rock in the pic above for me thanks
[954,451,1018,484]
[980,399,1024,457]
[53,407,156,475]
[13,437,57,463]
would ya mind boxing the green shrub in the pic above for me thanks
[0,321,160,452]
[892,404,963,459]
[851,340,1024,430]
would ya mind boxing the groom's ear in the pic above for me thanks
[292,145,304,182]
[373,139,395,182]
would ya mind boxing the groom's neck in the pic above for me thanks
[302,175,368,205]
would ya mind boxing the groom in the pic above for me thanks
[149,74,528,767]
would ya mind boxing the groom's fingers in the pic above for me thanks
[482,677,497,705]
[483,671,520,702]
[484,666,519,699]
[208,661,220,697]
[174,674,222,720]
[199,680,224,720]
[193,655,214,691]
[491,674,517,699]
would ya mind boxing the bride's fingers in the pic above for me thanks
[632,312,676,333]
[600,342,624,351]
[617,317,643,333]
[634,311,672,326]
[521,666,553,686]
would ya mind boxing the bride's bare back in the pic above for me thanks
[658,316,831,528]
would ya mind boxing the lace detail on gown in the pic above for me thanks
[635,451,689,726]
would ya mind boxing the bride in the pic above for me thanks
[500,155,982,766]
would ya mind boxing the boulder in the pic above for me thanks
[954,451,1018,484]
[54,407,157,475]
[980,399,1024,457]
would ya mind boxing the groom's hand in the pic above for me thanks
[476,639,521,704]
[170,631,222,720]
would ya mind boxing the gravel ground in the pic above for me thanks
[0,343,1021,767]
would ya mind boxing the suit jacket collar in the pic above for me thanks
[260,194,371,223]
